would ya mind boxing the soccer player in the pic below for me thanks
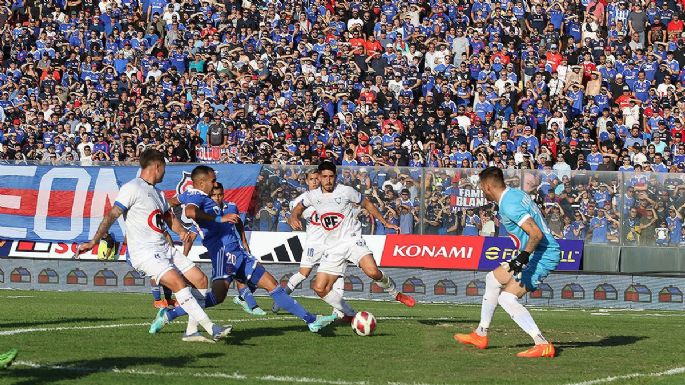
[454,167,559,358]
[150,166,337,333]
[0,348,17,369]
[79,149,231,342]
[151,282,177,309]
[288,162,415,320]
[272,169,346,316]
[209,183,265,316]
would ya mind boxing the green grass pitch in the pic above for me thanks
[1,290,684,385]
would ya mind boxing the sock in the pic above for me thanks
[151,286,162,301]
[185,318,199,335]
[239,286,258,310]
[167,290,218,322]
[322,289,355,317]
[174,287,214,334]
[333,276,345,297]
[269,286,316,324]
[476,271,503,336]
[498,292,547,345]
[162,285,173,301]
[287,272,307,292]
[374,271,398,298]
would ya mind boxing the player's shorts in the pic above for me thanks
[318,237,373,277]
[520,246,561,292]
[129,246,195,284]
[212,246,266,290]
[300,242,325,268]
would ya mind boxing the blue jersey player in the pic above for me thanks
[150,166,336,337]
[455,167,560,358]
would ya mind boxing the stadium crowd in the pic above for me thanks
[1,0,685,245]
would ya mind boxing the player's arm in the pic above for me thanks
[168,195,181,207]
[185,204,239,224]
[236,219,251,254]
[362,195,400,232]
[182,231,196,256]
[164,210,192,244]
[79,205,124,253]
[503,217,544,278]
[288,202,305,230]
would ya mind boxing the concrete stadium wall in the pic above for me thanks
[1,258,683,311]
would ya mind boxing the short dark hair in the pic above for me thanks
[213,182,224,191]
[139,148,165,169]
[478,167,505,188]
[191,165,215,182]
[318,161,337,174]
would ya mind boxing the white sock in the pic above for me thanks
[175,287,214,334]
[477,272,503,336]
[322,289,356,317]
[185,288,207,335]
[287,272,307,292]
[333,276,345,297]
[374,271,398,298]
[498,292,547,345]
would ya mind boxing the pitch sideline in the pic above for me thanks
[564,366,685,385]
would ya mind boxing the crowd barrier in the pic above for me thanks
[1,163,685,273]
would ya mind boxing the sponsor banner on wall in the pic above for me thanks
[478,238,583,271]
[0,164,261,243]
[1,231,582,273]
[379,235,484,270]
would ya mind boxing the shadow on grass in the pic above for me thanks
[0,318,129,329]
[504,335,648,356]
[417,319,480,326]
[227,324,318,345]
[8,354,224,385]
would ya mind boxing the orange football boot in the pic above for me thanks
[516,343,556,358]
[454,332,489,350]
[395,292,416,307]
[153,299,168,309]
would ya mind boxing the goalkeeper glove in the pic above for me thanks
[502,250,530,281]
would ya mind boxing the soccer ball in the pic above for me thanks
[352,311,376,336]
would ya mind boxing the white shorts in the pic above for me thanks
[130,246,195,284]
[301,242,325,268]
[318,238,373,276]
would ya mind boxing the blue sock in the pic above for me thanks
[151,286,162,301]
[166,292,219,322]
[162,286,173,300]
[269,287,316,324]
[239,287,258,310]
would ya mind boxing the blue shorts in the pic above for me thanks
[211,246,265,290]
[520,246,561,291]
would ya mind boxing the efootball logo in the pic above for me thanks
[176,171,193,195]
[320,212,345,230]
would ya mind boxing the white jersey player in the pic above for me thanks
[272,169,345,314]
[79,149,231,342]
[289,162,416,321]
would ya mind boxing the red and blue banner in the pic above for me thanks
[0,164,262,243]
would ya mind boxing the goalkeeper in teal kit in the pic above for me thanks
[455,167,560,358]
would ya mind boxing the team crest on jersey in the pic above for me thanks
[320,212,345,230]
[335,197,342,204]
[213,206,221,215]
[176,171,193,195]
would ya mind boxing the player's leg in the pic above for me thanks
[150,278,168,308]
[312,248,357,318]
[357,254,415,307]
[162,285,177,307]
[147,251,230,341]
[499,255,557,358]
[454,265,510,349]
[252,263,336,332]
[233,281,266,316]
[273,244,319,313]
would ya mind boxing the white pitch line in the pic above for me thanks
[564,367,685,385]
[14,360,367,385]
[0,315,427,337]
